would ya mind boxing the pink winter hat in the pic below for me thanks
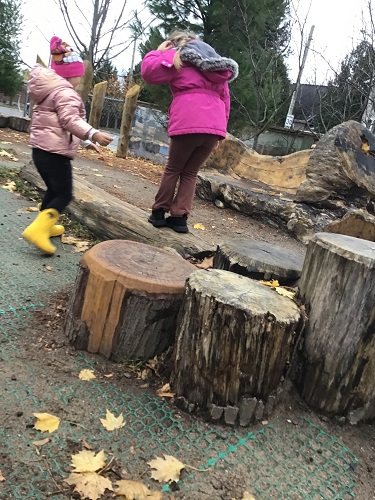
[50,36,85,78]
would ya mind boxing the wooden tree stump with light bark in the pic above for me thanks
[213,238,305,285]
[64,240,196,361]
[171,269,301,425]
[297,232,375,422]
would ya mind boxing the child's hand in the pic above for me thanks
[86,142,101,154]
[92,132,113,146]
[157,40,173,52]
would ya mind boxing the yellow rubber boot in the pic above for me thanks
[37,203,65,237]
[22,209,59,254]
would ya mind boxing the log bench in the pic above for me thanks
[64,240,196,360]
[297,232,375,422]
[213,238,305,284]
[171,269,302,425]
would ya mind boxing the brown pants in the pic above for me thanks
[152,134,219,216]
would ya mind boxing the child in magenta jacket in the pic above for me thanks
[141,31,238,233]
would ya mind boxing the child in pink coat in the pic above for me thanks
[141,31,238,233]
[22,36,112,255]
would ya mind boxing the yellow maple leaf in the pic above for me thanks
[193,223,205,230]
[79,369,96,381]
[242,492,256,500]
[65,472,112,500]
[260,279,279,288]
[148,455,185,483]
[114,479,160,499]
[100,409,125,431]
[71,450,106,473]
[33,413,60,433]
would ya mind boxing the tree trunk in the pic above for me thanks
[117,84,140,158]
[65,240,196,360]
[213,238,304,284]
[77,60,94,105]
[171,269,301,424]
[297,232,375,421]
[88,81,107,129]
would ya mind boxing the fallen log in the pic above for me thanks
[65,240,196,360]
[20,161,212,258]
[297,232,375,422]
[171,269,301,424]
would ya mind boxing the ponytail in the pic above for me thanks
[167,31,198,70]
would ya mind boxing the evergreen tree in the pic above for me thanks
[316,41,375,133]
[0,0,23,98]
[142,0,291,138]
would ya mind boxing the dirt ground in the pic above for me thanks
[0,128,374,499]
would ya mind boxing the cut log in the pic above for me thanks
[20,161,212,258]
[171,269,301,423]
[65,240,196,360]
[213,238,305,284]
[297,232,375,421]
[117,84,141,158]
[88,81,108,129]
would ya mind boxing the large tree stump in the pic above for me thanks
[64,240,196,360]
[213,238,305,284]
[297,232,375,421]
[171,269,301,425]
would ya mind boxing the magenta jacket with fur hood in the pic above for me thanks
[27,65,93,159]
[141,41,238,138]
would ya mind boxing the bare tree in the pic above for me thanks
[56,0,143,69]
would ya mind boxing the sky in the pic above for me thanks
[19,0,369,84]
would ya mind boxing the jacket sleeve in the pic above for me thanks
[221,82,231,125]
[53,88,92,140]
[141,49,177,85]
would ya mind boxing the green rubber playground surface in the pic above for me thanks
[0,186,358,499]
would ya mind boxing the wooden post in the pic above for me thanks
[171,269,301,424]
[64,240,196,360]
[116,84,141,158]
[76,60,94,105]
[88,81,107,129]
[297,232,375,421]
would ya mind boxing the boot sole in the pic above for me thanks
[148,216,167,228]
[166,224,189,234]
[22,230,56,254]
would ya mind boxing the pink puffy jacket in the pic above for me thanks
[27,65,93,159]
[141,47,233,139]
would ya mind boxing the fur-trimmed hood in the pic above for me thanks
[179,40,239,82]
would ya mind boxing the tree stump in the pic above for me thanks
[64,240,196,361]
[171,269,301,424]
[297,232,375,421]
[213,238,305,284]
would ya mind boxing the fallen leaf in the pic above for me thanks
[32,437,51,447]
[92,168,99,171]
[71,450,106,473]
[156,383,175,398]
[26,206,39,212]
[114,479,162,499]
[73,241,90,253]
[195,256,214,269]
[130,446,136,455]
[0,150,17,160]
[2,180,17,192]
[82,439,95,450]
[79,369,96,381]
[65,472,113,500]
[94,173,104,177]
[100,409,126,431]
[107,162,113,167]
[193,223,205,230]
[274,286,296,299]
[33,413,60,433]
[0,141,12,144]
[104,373,114,378]
[242,492,256,500]
[148,455,185,483]
[260,279,280,288]
[45,266,53,271]
[61,235,82,245]
[113,185,121,188]
[0,470,5,481]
